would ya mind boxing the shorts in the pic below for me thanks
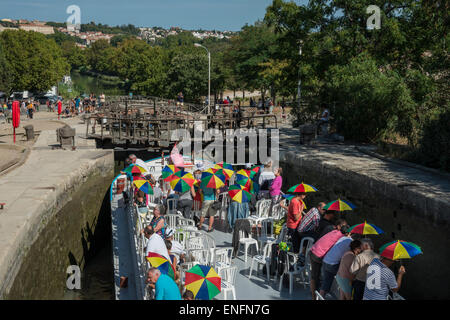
[310,252,323,285]
[201,200,216,218]
[335,274,352,295]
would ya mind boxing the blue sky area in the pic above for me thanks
[0,0,309,31]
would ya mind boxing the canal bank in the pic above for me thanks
[0,117,115,299]
[279,138,450,299]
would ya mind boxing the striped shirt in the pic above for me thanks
[363,258,398,300]
[297,207,321,233]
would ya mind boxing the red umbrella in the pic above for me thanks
[12,100,20,144]
[57,100,62,119]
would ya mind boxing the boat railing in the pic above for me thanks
[125,183,149,300]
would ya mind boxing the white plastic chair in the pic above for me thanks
[219,192,230,221]
[249,243,272,282]
[247,199,271,226]
[315,290,325,300]
[258,218,277,251]
[278,237,314,294]
[166,198,178,215]
[187,249,210,265]
[219,266,237,300]
[238,229,259,265]
[178,217,197,231]
[213,247,234,275]
[165,214,182,229]
[186,235,206,250]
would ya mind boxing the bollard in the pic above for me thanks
[23,125,35,141]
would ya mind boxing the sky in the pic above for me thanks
[0,0,308,31]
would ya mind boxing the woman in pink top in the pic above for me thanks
[269,167,283,216]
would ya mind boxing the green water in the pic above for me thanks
[71,71,127,96]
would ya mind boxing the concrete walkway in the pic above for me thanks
[0,113,113,298]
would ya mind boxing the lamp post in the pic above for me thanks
[297,40,303,111]
[194,43,211,114]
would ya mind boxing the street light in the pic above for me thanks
[297,40,303,111]
[194,43,211,113]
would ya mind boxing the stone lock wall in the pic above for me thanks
[281,151,450,299]
[2,152,114,300]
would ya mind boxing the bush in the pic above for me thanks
[416,108,450,171]
[325,53,416,143]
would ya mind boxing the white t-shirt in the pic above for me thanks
[170,240,185,257]
[146,233,170,261]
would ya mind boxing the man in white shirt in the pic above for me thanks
[143,225,170,261]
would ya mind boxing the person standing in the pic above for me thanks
[319,232,355,297]
[198,183,219,233]
[336,239,362,300]
[286,192,306,253]
[308,219,349,300]
[363,257,406,300]
[27,100,34,119]
[258,160,275,200]
[350,238,380,300]
[177,185,196,220]
[268,167,283,215]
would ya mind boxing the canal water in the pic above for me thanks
[71,71,127,96]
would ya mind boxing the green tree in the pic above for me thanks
[61,41,86,70]
[326,53,415,142]
[0,45,13,94]
[167,52,209,103]
[225,21,279,101]
[0,29,69,93]
[113,39,169,96]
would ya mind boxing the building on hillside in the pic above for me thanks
[19,24,54,35]
[0,25,18,32]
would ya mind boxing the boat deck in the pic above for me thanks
[204,219,312,300]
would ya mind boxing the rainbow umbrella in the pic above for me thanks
[170,171,195,193]
[323,199,356,211]
[288,183,318,193]
[133,179,154,195]
[185,265,221,300]
[200,169,225,189]
[124,164,147,175]
[250,165,261,179]
[214,162,234,180]
[379,240,422,260]
[235,169,251,188]
[228,184,252,203]
[348,221,383,235]
[146,252,176,280]
[162,165,182,182]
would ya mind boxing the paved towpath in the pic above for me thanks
[0,111,113,297]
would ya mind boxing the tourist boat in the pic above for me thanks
[109,155,404,300]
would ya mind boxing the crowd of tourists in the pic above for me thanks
[122,152,406,301]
